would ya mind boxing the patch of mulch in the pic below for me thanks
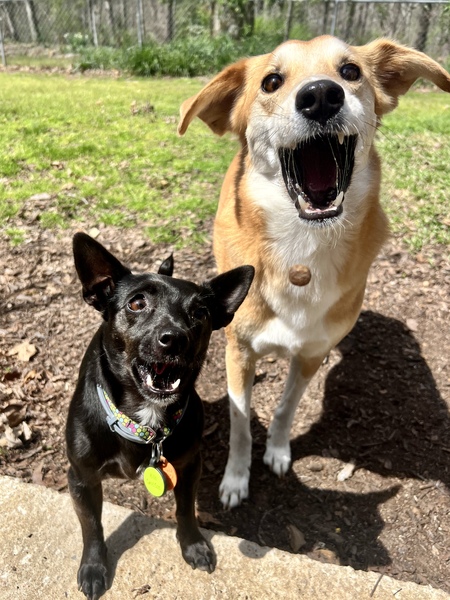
[1,219,450,594]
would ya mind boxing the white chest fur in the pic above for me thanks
[252,267,342,360]
[249,172,354,360]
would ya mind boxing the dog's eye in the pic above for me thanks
[128,295,147,312]
[339,63,361,82]
[192,306,208,321]
[262,73,283,93]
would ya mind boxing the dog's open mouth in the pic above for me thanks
[134,361,182,395]
[279,133,357,221]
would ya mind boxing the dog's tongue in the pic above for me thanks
[154,363,167,375]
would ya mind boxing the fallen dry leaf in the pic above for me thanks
[32,461,44,485]
[287,524,306,552]
[406,318,419,332]
[132,584,151,598]
[8,341,37,362]
[203,422,218,437]
[22,421,32,442]
[337,460,357,482]
[1,424,23,448]
[3,403,27,428]
[196,510,223,527]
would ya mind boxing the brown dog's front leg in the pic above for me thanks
[174,455,216,573]
[68,467,108,600]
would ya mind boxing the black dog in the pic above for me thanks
[66,233,254,600]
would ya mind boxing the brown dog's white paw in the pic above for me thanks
[219,466,250,509]
[263,444,291,477]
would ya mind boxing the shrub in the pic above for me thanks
[74,23,312,77]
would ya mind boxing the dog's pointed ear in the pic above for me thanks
[358,39,450,115]
[178,58,250,137]
[73,233,131,313]
[205,266,254,330]
[158,253,174,276]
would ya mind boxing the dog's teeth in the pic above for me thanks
[170,379,181,391]
[297,195,309,211]
[146,374,153,387]
[334,191,344,207]
[337,132,345,145]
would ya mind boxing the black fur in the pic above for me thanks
[66,233,254,600]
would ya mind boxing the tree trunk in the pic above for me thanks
[3,4,19,41]
[415,3,432,52]
[167,0,175,42]
[344,1,356,41]
[105,1,116,44]
[322,0,330,33]
[284,0,294,40]
[136,0,144,45]
[23,0,40,43]
[246,0,255,35]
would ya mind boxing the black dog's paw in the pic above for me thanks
[77,563,108,600]
[181,538,216,573]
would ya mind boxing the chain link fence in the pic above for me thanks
[0,0,449,62]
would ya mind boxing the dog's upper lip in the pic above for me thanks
[279,133,357,221]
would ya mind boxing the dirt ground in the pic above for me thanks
[1,214,450,595]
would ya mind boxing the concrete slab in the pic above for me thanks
[0,476,448,600]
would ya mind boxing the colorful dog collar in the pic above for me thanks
[96,384,185,445]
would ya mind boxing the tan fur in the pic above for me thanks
[179,36,450,508]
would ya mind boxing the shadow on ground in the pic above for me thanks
[197,310,450,573]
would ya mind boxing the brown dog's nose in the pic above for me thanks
[158,328,188,354]
[296,80,345,125]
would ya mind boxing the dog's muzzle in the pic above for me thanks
[279,133,357,222]
[279,79,357,222]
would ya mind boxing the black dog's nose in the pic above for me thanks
[158,328,188,354]
[296,80,345,125]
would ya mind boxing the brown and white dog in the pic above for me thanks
[178,36,450,508]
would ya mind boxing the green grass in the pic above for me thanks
[5,55,74,69]
[0,72,237,247]
[0,71,449,250]
[378,92,450,250]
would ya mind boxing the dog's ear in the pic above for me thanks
[178,58,250,137]
[358,39,450,115]
[205,265,254,330]
[158,253,174,276]
[73,233,131,313]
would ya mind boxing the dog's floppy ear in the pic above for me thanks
[359,39,450,115]
[158,253,174,276]
[178,58,249,137]
[205,265,254,330]
[73,232,131,313]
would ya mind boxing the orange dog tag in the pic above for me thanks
[160,457,177,491]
